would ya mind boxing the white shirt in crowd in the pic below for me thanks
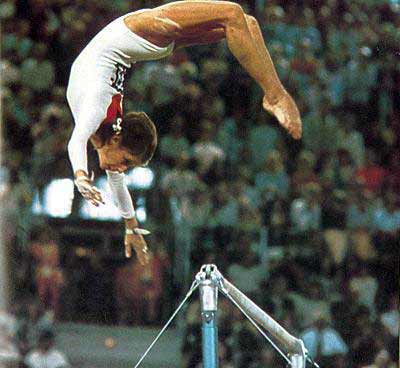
[24,349,69,368]
[227,263,266,294]
[380,309,399,337]
[0,335,20,368]
[301,327,348,358]
[192,142,225,173]
[349,274,378,313]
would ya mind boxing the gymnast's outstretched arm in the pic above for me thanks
[107,171,149,265]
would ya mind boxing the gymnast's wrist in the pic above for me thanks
[75,170,89,180]
[124,217,151,235]
[124,216,138,230]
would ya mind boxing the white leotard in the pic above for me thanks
[67,11,174,218]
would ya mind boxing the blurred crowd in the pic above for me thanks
[0,303,69,367]
[1,0,399,367]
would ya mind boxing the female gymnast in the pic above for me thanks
[66,0,302,265]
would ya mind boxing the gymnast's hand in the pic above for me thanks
[74,170,104,206]
[125,231,150,265]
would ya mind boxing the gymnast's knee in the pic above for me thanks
[223,2,246,26]
[245,14,258,28]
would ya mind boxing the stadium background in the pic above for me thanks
[0,0,399,367]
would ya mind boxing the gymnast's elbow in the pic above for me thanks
[67,131,79,157]
[67,129,88,165]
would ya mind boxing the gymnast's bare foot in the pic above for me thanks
[263,93,302,140]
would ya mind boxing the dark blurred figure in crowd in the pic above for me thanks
[0,307,20,367]
[24,329,69,368]
[372,191,400,255]
[15,301,54,359]
[30,229,64,318]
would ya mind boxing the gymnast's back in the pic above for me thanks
[70,11,174,80]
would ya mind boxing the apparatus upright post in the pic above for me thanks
[133,264,315,368]
[198,265,219,368]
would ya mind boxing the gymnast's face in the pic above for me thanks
[97,137,140,172]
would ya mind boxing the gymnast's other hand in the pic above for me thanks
[124,232,150,265]
[74,170,104,206]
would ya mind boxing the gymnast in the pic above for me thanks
[66,0,302,265]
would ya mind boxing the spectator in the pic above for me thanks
[232,319,262,368]
[0,309,17,338]
[210,182,239,229]
[255,150,289,198]
[186,189,212,230]
[380,293,399,340]
[2,19,33,61]
[361,349,397,368]
[291,280,331,329]
[159,114,190,164]
[33,86,70,140]
[372,191,400,257]
[20,43,55,93]
[161,153,206,226]
[337,118,365,168]
[300,310,348,366]
[290,183,322,237]
[128,59,183,108]
[346,191,375,230]
[24,329,69,368]
[334,148,357,189]
[0,1,16,21]
[232,166,260,210]
[0,309,19,368]
[261,196,289,246]
[261,275,291,320]
[348,265,379,315]
[237,196,262,232]
[217,341,234,368]
[114,244,169,325]
[346,191,377,261]
[385,151,400,192]
[291,150,319,196]
[319,149,356,190]
[192,120,225,176]
[216,111,246,167]
[161,153,206,287]
[7,85,34,129]
[248,118,281,171]
[249,346,280,368]
[355,150,387,194]
[30,230,64,317]
[15,302,54,357]
[227,248,266,296]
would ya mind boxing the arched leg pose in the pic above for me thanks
[125,1,301,138]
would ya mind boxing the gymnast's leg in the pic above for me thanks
[156,1,277,94]
[175,28,225,48]
[244,14,301,138]
[173,13,285,103]
[243,15,285,103]
[153,1,302,138]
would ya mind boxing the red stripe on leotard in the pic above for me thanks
[103,93,123,124]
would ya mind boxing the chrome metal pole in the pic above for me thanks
[198,265,219,368]
[195,264,314,368]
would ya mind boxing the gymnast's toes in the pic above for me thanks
[263,94,302,140]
